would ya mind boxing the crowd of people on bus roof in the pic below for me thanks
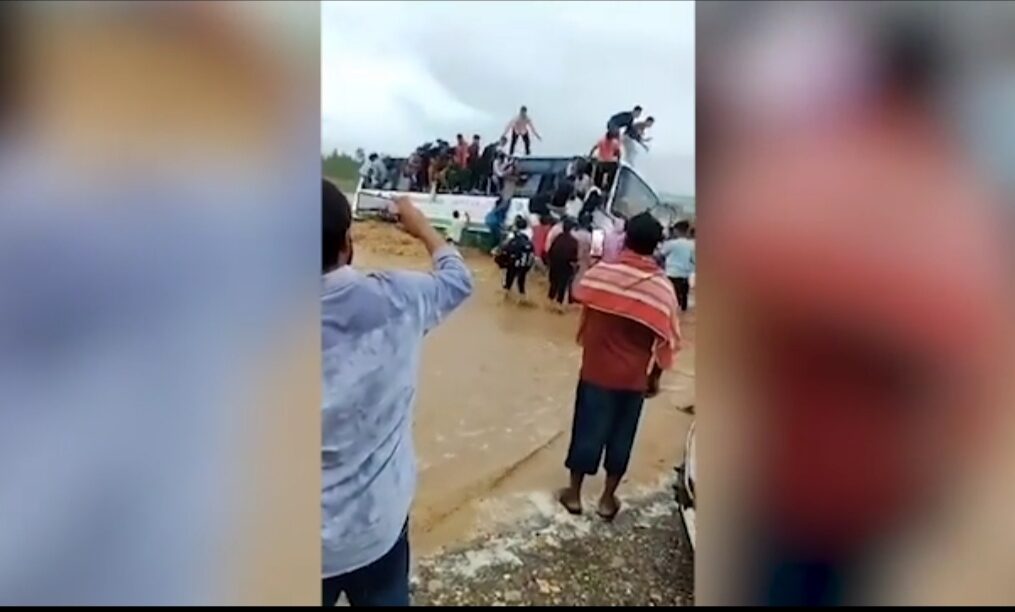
[355,103,654,198]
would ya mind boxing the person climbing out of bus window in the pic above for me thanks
[446,210,470,246]
[322,183,473,607]
[656,220,695,313]
[504,105,542,156]
[606,105,643,137]
[559,212,680,522]
[546,216,579,313]
[497,216,536,303]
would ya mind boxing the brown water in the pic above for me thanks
[352,222,695,555]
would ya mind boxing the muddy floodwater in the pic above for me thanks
[350,221,695,556]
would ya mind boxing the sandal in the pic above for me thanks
[556,488,583,516]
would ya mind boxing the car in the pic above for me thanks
[674,420,696,550]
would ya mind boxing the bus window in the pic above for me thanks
[611,167,661,220]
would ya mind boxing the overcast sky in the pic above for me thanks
[322,0,695,195]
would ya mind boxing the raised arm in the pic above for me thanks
[386,197,474,332]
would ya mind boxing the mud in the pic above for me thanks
[350,221,696,556]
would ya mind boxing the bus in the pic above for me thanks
[351,154,683,243]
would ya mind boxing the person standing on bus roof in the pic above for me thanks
[504,105,542,156]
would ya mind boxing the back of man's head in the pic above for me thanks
[633,105,643,113]
[514,216,528,231]
[674,220,691,236]
[323,180,351,273]
[368,153,378,161]
[624,212,663,256]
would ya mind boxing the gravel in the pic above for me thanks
[411,488,694,606]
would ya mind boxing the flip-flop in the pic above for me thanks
[556,488,583,516]
[597,500,622,522]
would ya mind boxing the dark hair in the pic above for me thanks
[539,214,555,226]
[452,210,460,219]
[514,215,528,231]
[457,133,464,140]
[645,116,655,123]
[673,220,691,235]
[562,216,577,231]
[368,153,378,161]
[633,105,643,112]
[624,212,663,256]
[473,134,480,140]
[520,105,528,113]
[323,180,352,273]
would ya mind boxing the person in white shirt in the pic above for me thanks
[446,210,470,245]
[358,153,374,188]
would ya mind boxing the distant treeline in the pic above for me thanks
[322,150,360,181]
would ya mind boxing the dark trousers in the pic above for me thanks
[322,522,410,606]
[670,276,690,312]
[547,265,574,304]
[510,132,531,156]
[565,380,645,477]
[504,265,530,294]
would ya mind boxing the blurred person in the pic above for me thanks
[322,182,473,606]
[657,220,695,313]
[446,210,470,246]
[496,216,536,302]
[546,216,579,312]
[559,212,680,520]
[504,105,541,156]
[700,2,1014,606]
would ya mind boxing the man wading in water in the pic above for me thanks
[558,212,680,521]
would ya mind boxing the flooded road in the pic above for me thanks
[351,221,695,556]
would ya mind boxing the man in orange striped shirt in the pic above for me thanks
[558,212,680,521]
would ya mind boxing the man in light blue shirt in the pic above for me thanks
[657,220,695,312]
[321,181,473,606]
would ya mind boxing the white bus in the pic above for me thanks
[351,156,682,242]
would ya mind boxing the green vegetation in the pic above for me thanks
[323,150,360,194]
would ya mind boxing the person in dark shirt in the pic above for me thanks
[606,105,643,136]
[498,216,535,303]
[546,216,579,312]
